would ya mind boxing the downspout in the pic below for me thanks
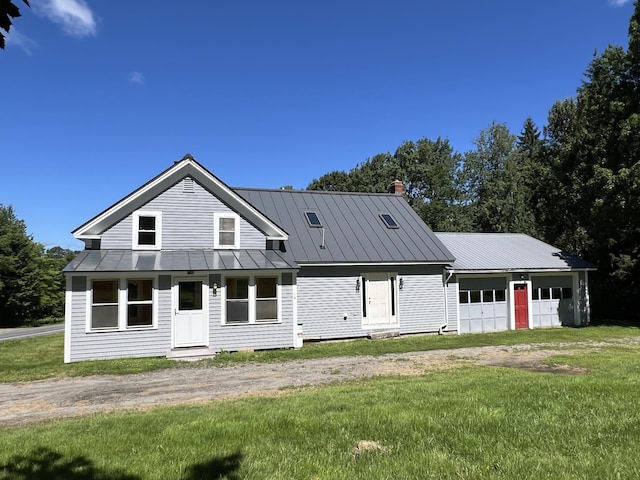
[440,269,454,335]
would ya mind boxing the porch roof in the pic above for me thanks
[64,249,299,272]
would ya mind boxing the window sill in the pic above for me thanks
[86,326,158,333]
[223,321,282,326]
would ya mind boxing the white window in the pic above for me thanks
[225,277,249,323]
[222,275,280,324]
[127,279,153,327]
[89,278,156,331]
[91,280,119,329]
[133,211,162,250]
[214,213,240,249]
[256,277,278,322]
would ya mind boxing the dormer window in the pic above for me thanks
[305,211,322,227]
[133,211,162,250]
[380,213,399,229]
[214,212,240,249]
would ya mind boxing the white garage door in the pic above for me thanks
[458,278,508,333]
[531,276,575,327]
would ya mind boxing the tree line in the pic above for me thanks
[0,205,76,326]
[309,4,640,322]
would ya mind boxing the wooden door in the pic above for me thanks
[514,284,529,329]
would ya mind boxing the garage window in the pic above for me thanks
[552,288,562,299]
[459,291,469,304]
[562,288,573,299]
[461,289,506,304]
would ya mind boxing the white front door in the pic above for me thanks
[173,277,208,348]
[364,273,395,326]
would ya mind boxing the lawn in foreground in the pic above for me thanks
[1,346,640,479]
[1,324,639,382]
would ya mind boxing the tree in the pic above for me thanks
[539,2,640,320]
[0,0,29,49]
[308,139,469,231]
[0,204,46,325]
[394,138,469,231]
[461,122,537,234]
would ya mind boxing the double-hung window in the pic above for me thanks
[223,275,280,324]
[127,279,153,327]
[214,213,239,249]
[91,280,119,329]
[133,211,162,250]
[256,277,278,322]
[89,278,155,331]
[226,277,249,323]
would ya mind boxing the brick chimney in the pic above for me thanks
[389,180,403,195]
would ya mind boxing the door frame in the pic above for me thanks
[361,272,398,328]
[509,280,531,330]
[172,276,209,348]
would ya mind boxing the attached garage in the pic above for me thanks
[436,233,596,334]
[458,277,508,333]
[531,276,575,327]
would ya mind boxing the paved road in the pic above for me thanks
[0,323,64,342]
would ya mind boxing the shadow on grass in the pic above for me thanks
[0,447,140,480]
[183,452,243,480]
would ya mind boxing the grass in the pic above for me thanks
[1,325,639,383]
[1,344,640,479]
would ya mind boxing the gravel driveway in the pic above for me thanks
[0,341,614,427]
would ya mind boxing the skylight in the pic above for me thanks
[380,213,399,229]
[305,211,322,227]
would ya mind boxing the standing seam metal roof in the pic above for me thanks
[63,249,298,272]
[235,188,454,264]
[434,233,596,271]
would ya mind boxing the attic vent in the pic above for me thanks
[380,213,399,229]
[183,177,194,193]
[305,211,322,227]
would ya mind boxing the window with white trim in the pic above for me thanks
[226,277,249,323]
[89,278,156,331]
[127,279,153,327]
[256,277,278,322]
[214,213,240,249]
[91,280,119,329]
[133,211,162,250]
[223,275,280,324]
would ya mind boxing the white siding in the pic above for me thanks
[208,274,295,351]
[66,275,173,362]
[398,271,446,335]
[298,272,363,339]
[101,178,265,249]
[445,279,458,332]
[298,266,447,340]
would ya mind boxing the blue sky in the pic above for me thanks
[1,0,636,250]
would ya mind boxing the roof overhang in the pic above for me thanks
[445,267,597,274]
[64,249,299,273]
[299,261,451,267]
[72,157,289,241]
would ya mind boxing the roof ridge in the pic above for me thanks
[233,186,399,197]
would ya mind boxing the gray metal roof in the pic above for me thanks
[64,249,298,272]
[235,188,454,264]
[435,233,596,271]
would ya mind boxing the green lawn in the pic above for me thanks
[1,344,640,479]
[1,325,639,382]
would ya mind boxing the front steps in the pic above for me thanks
[166,347,217,361]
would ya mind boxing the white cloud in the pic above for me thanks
[33,0,97,37]
[5,27,38,54]
[129,71,145,85]
[609,0,632,6]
